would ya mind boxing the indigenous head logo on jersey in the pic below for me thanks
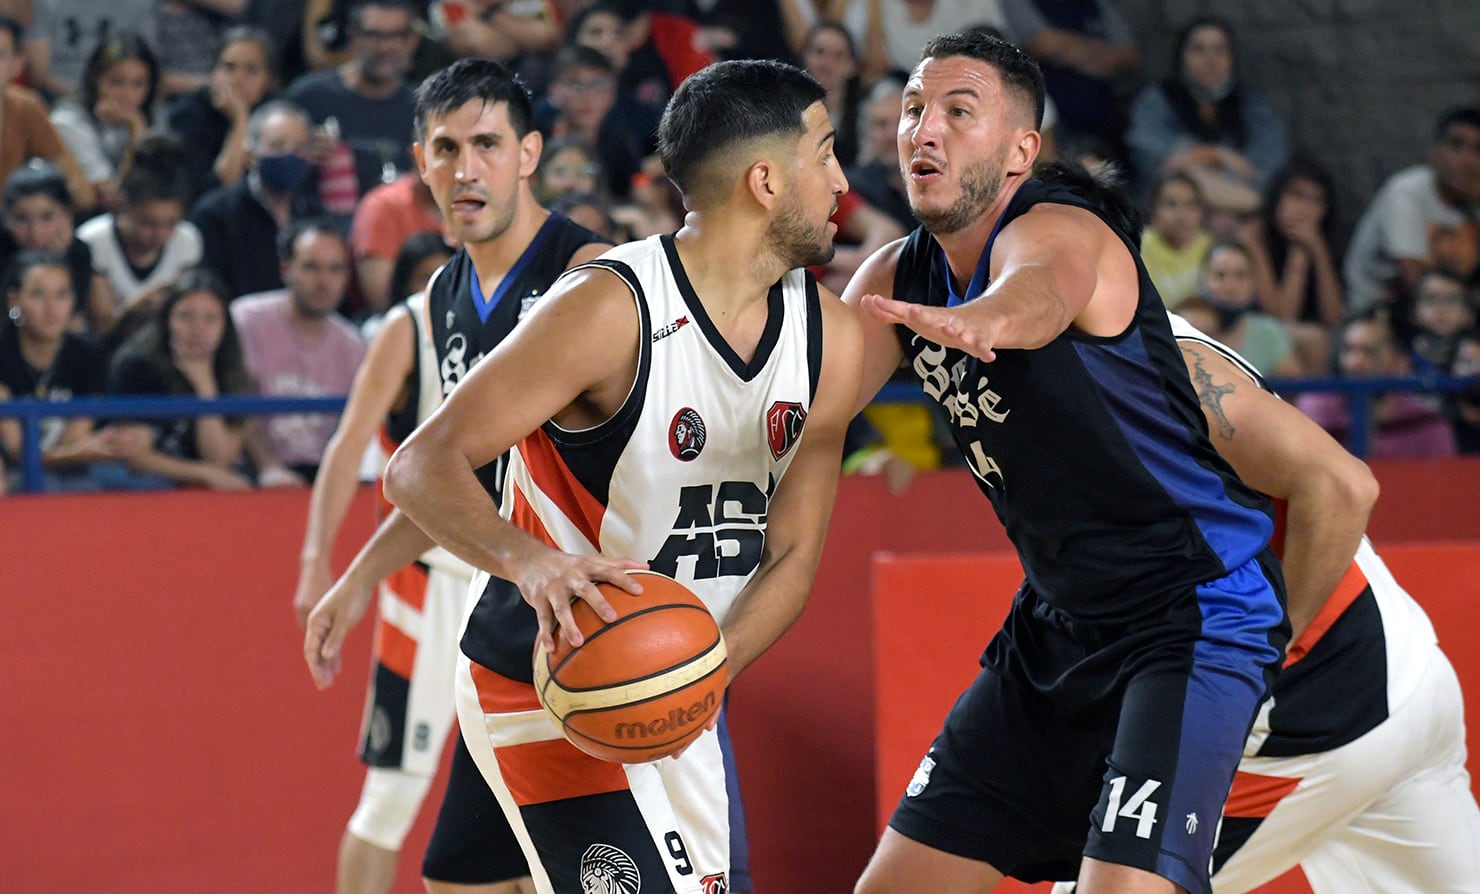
[579,843,640,894]
[669,408,707,461]
[766,401,807,460]
[701,872,729,894]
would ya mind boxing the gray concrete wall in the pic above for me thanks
[1115,0,1480,237]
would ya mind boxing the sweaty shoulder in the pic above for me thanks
[526,263,644,409]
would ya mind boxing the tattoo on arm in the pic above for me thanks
[1182,346,1236,440]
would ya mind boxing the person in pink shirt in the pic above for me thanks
[233,219,367,484]
[1296,310,1458,459]
[348,169,443,315]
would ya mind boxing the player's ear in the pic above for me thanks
[1007,128,1040,175]
[520,129,543,179]
[746,159,780,210]
[412,141,428,178]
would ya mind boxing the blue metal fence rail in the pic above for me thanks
[0,394,347,493]
[1,377,1477,493]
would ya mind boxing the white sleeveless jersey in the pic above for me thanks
[1168,312,1438,753]
[404,285,476,576]
[462,235,823,677]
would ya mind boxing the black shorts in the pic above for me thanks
[888,556,1286,894]
[422,733,531,884]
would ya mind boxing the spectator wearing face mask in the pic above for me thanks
[189,100,326,299]
[1176,239,1300,379]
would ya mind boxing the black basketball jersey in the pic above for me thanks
[890,177,1275,625]
[416,213,607,501]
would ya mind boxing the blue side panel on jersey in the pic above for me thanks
[1072,335,1272,570]
[1158,565,1283,894]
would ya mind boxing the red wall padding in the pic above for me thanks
[3,458,1477,892]
[871,545,1480,893]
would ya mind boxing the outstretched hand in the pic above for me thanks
[861,293,999,362]
[518,552,649,655]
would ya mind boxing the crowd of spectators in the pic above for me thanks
[1,0,1477,494]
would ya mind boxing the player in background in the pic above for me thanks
[843,31,1286,894]
[298,58,608,894]
[1170,317,1479,892]
[381,59,863,894]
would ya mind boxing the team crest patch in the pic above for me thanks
[765,401,807,460]
[906,753,936,797]
[669,408,707,461]
[700,872,728,894]
[579,843,641,894]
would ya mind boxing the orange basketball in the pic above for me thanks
[533,570,728,763]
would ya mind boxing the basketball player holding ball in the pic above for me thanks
[384,59,863,894]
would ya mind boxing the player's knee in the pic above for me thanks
[347,766,435,851]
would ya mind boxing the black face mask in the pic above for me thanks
[1202,295,1248,330]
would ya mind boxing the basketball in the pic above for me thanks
[533,570,728,763]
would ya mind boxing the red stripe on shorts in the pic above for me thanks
[1224,770,1301,819]
[470,661,544,714]
[494,737,631,805]
[375,615,418,680]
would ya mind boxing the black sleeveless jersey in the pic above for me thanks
[890,178,1275,624]
[420,213,608,503]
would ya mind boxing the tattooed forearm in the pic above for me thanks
[1182,346,1236,440]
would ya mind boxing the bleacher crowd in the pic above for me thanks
[1,0,1477,494]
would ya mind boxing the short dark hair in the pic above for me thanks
[553,43,617,79]
[276,217,347,263]
[657,59,826,200]
[414,58,533,140]
[3,160,72,212]
[121,135,195,206]
[918,31,1045,130]
[217,25,279,81]
[348,0,417,30]
[1436,106,1480,141]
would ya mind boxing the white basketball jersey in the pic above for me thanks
[405,285,476,577]
[1168,312,1438,741]
[499,234,822,626]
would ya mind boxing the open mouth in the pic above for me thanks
[909,157,944,182]
[450,195,486,215]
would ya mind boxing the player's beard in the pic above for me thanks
[457,188,519,247]
[768,191,835,269]
[910,152,1004,236]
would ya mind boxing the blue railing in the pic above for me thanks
[0,395,347,493]
[2,376,1477,493]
